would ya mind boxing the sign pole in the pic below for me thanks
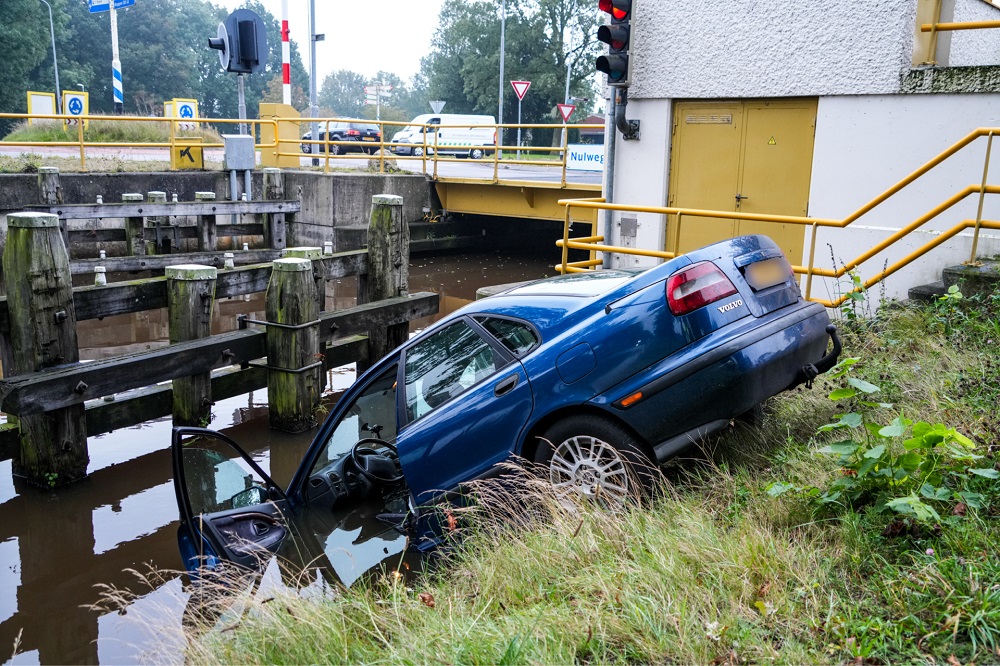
[516,98,522,159]
[237,74,247,135]
[281,0,291,105]
[109,3,123,113]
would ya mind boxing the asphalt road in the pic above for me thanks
[0,143,603,186]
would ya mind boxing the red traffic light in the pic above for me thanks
[599,0,630,20]
[597,24,629,52]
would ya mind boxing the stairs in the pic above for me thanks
[908,260,1000,302]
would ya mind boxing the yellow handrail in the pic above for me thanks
[557,128,1000,308]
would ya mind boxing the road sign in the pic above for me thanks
[430,100,446,113]
[62,90,89,129]
[26,92,56,125]
[556,103,576,122]
[510,80,531,101]
[171,98,199,130]
[88,0,134,12]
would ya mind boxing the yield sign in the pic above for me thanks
[556,103,576,122]
[510,80,531,101]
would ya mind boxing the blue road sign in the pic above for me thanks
[89,0,134,12]
[68,98,83,115]
[179,104,194,118]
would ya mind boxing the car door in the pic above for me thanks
[395,317,535,503]
[172,427,291,574]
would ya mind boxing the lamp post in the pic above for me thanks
[497,0,506,154]
[39,0,60,99]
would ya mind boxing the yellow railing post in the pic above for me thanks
[560,125,569,187]
[560,203,572,274]
[493,124,501,183]
[433,128,440,180]
[323,119,331,174]
[805,221,819,301]
[77,117,85,169]
[970,131,993,263]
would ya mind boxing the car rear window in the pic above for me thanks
[477,317,539,356]
[351,123,380,132]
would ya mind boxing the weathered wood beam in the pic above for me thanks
[0,293,437,416]
[32,199,301,219]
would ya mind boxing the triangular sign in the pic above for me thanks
[510,80,531,101]
[556,103,576,122]
[768,136,776,145]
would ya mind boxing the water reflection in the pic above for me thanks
[0,249,554,665]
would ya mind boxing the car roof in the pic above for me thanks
[456,270,642,332]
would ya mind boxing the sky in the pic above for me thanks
[220,0,448,85]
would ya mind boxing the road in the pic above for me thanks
[0,143,603,186]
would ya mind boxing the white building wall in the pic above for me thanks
[604,0,1000,298]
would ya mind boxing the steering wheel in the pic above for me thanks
[350,437,404,484]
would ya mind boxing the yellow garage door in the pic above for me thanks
[667,99,817,264]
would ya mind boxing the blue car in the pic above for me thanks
[172,235,839,578]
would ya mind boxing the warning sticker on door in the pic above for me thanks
[768,136,776,145]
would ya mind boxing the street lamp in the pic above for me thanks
[497,0,506,152]
[38,0,60,99]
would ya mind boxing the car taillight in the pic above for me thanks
[666,261,739,315]
[346,129,360,136]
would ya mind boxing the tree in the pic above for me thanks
[421,0,599,145]
[318,69,366,118]
[0,0,53,132]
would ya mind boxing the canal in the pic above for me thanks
[0,248,556,665]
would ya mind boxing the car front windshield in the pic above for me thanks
[308,365,399,478]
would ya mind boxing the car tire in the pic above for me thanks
[534,415,656,503]
[470,148,485,160]
[302,144,313,155]
[329,142,340,156]
[413,147,423,157]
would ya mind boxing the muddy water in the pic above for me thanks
[0,249,554,665]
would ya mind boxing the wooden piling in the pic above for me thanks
[167,264,217,426]
[146,191,168,255]
[365,194,410,364]
[282,247,326,313]
[122,193,146,256]
[37,167,68,248]
[265,258,320,433]
[195,191,217,251]
[3,212,87,487]
[263,168,287,250]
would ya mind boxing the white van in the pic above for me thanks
[390,114,496,159]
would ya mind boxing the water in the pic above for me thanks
[0,248,555,665]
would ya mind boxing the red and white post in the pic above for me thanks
[281,0,291,105]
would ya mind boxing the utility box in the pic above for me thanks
[223,134,256,170]
[259,103,301,168]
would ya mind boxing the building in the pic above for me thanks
[604,0,1000,301]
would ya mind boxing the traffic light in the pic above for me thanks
[208,9,268,74]
[596,0,631,87]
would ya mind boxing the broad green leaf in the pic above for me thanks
[847,377,880,394]
[958,492,983,509]
[819,490,843,504]
[766,482,795,497]
[879,416,909,438]
[840,413,863,428]
[828,357,860,379]
[919,484,951,501]
[864,445,886,459]
[817,441,859,456]
[829,387,856,401]
[857,457,879,477]
[897,452,922,473]
[886,496,941,522]
[969,468,1000,479]
[950,431,976,448]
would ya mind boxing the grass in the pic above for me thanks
[2,118,222,145]
[99,286,1000,664]
[0,153,224,173]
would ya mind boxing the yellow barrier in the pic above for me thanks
[557,128,1000,308]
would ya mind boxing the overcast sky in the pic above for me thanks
[220,0,447,84]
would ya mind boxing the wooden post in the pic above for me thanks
[146,191,168,255]
[3,212,87,487]
[263,168,287,250]
[122,193,146,256]
[282,246,326,313]
[365,194,410,365]
[167,264,217,426]
[37,167,68,249]
[265,258,321,433]
[195,191,217,251]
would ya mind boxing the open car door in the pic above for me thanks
[172,426,291,574]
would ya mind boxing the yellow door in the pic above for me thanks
[668,99,817,264]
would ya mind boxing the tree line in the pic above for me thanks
[3,0,600,142]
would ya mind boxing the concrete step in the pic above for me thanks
[908,280,948,303]
[942,260,1000,298]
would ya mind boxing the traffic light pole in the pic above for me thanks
[110,3,124,113]
[237,74,247,135]
[309,0,319,166]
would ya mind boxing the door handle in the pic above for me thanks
[494,374,518,397]
[735,193,749,202]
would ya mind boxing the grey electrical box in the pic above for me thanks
[223,134,256,170]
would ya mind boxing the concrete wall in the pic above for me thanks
[0,170,433,253]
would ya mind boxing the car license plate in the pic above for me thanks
[362,137,376,141]
[744,258,788,290]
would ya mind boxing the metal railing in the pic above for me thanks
[0,112,603,188]
[557,128,1000,308]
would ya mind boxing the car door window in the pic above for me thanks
[475,317,539,356]
[308,366,398,478]
[404,320,497,423]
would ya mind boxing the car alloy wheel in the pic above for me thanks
[470,148,485,159]
[536,415,654,505]
[548,434,631,504]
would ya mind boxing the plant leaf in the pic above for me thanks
[817,441,859,456]
[879,416,909,438]
[829,387,857,401]
[847,377,880,394]
[840,413,863,428]
[886,496,941,522]
[958,492,983,509]
[969,468,1000,479]
[766,482,795,497]
[864,445,886,459]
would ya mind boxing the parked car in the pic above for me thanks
[300,121,382,155]
[173,235,839,579]
[389,113,496,158]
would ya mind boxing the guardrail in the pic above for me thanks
[1,112,603,187]
[557,128,1000,308]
